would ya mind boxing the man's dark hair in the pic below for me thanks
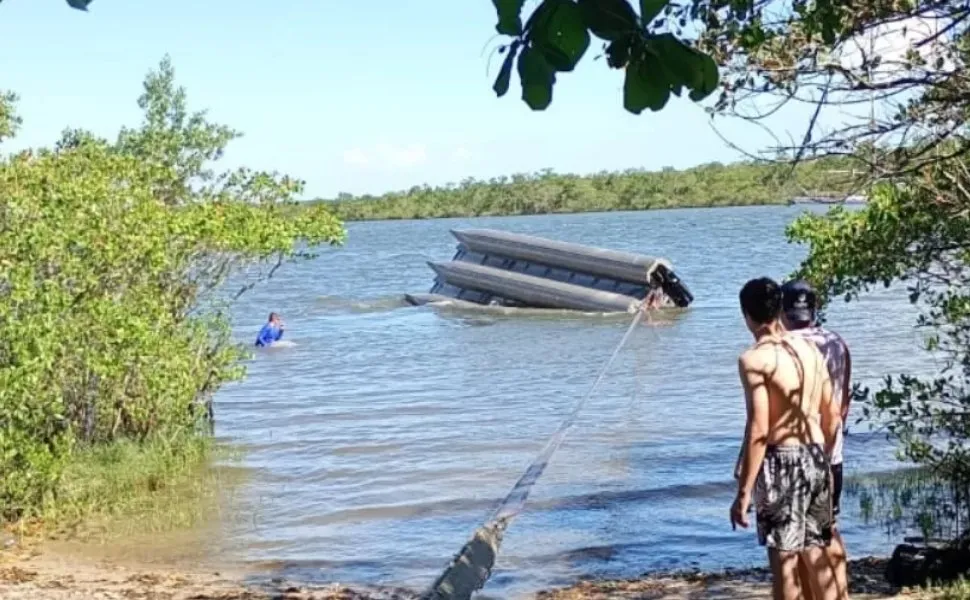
[268,312,279,321]
[739,277,783,325]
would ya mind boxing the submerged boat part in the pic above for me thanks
[405,228,693,313]
[428,261,641,313]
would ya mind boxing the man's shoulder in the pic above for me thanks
[792,325,847,348]
[739,344,776,370]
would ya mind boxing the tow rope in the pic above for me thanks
[421,308,646,600]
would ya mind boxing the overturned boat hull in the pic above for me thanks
[428,261,641,313]
[453,229,658,286]
[406,229,693,313]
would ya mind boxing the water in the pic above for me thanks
[206,206,937,597]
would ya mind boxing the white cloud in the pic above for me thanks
[452,146,473,162]
[342,142,428,169]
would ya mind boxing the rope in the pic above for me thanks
[422,308,645,600]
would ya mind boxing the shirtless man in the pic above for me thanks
[730,277,846,600]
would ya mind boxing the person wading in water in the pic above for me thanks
[781,279,852,600]
[731,277,847,600]
[255,312,285,347]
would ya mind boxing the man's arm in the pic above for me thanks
[734,382,752,479]
[841,338,852,424]
[734,424,748,480]
[736,352,770,497]
[819,370,841,458]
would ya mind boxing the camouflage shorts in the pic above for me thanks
[754,444,834,552]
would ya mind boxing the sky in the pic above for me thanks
[0,0,845,199]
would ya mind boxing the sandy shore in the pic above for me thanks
[0,544,935,600]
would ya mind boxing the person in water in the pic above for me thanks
[255,312,285,347]
[781,279,852,599]
[731,277,846,600]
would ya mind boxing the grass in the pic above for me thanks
[917,579,970,599]
[5,433,245,543]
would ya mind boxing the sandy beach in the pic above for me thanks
[0,542,937,600]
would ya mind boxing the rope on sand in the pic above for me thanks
[421,307,646,600]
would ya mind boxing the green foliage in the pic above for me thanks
[788,162,970,529]
[493,0,526,35]
[931,579,970,600]
[490,0,719,113]
[0,57,345,522]
[44,433,216,530]
[0,91,20,143]
[851,469,969,541]
[321,157,855,221]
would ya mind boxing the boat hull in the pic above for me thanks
[452,228,660,285]
[427,261,640,313]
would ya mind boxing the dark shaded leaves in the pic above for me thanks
[689,52,719,101]
[518,46,557,109]
[494,42,521,97]
[624,48,670,113]
[529,0,591,72]
[606,36,633,68]
[647,34,719,101]
[639,0,667,24]
[578,0,638,41]
[493,0,526,35]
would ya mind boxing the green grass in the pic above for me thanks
[9,434,245,541]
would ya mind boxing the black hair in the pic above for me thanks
[268,312,279,321]
[739,277,782,325]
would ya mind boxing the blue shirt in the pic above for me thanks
[255,323,283,347]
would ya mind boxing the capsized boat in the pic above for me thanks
[404,229,693,313]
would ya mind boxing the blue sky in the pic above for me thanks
[0,0,825,199]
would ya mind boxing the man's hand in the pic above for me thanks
[730,492,751,530]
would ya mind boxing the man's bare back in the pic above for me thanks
[741,333,837,453]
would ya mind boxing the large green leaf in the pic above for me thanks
[639,0,667,24]
[577,0,638,41]
[688,52,719,101]
[493,42,521,97]
[493,0,526,36]
[623,49,670,114]
[517,46,557,110]
[647,34,719,101]
[529,0,591,72]
[648,34,699,95]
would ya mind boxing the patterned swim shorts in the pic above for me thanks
[754,444,834,552]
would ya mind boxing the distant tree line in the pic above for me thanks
[315,156,861,221]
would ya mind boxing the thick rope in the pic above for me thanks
[422,308,645,600]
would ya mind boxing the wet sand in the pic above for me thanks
[0,546,936,600]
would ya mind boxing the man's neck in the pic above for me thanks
[752,320,785,343]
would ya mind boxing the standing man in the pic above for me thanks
[782,279,852,599]
[255,312,285,347]
[731,277,846,600]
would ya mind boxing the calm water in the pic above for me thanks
[207,206,937,598]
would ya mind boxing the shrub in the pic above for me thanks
[0,56,344,521]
